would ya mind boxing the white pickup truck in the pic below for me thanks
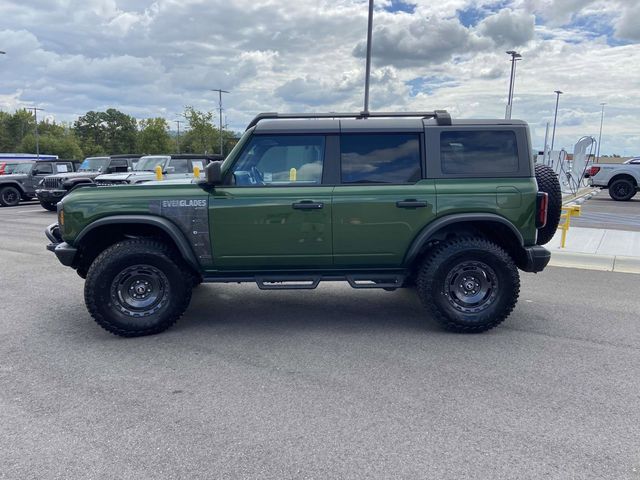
[587,157,640,201]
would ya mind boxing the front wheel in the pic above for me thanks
[84,239,193,337]
[40,200,58,211]
[608,178,636,201]
[417,238,520,333]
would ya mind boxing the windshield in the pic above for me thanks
[79,157,110,172]
[134,156,169,172]
[222,129,252,172]
[10,163,34,174]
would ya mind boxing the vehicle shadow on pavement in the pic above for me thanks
[177,283,439,334]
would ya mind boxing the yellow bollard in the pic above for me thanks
[289,167,297,182]
[559,204,581,248]
[193,166,200,179]
[155,165,163,181]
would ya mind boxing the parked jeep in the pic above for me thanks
[0,159,77,207]
[35,155,141,211]
[94,154,220,185]
[46,111,561,337]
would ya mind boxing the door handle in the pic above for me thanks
[292,201,324,210]
[396,199,428,209]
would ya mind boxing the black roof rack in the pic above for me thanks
[246,110,451,130]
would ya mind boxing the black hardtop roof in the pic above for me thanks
[35,158,79,163]
[109,154,143,159]
[140,153,224,160]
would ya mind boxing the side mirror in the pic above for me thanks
[205,161,223,185]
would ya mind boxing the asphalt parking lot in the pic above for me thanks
[573,193,640,231]
[1,202,640,479]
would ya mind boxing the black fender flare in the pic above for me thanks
[403,213,525,266]
[74,215,200,270]
[0,181,26,195]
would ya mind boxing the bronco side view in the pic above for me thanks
[35,155,141,211]
[46,111,561,337]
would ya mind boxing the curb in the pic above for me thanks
[562,187,600,206]
[549,250,640,274]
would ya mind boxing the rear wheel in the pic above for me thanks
[0,186,21,207]
[416,237,520,333]
[40,200,57,211]
[84,239,193,337]
[535,164,562,245]
[609,178,636,201]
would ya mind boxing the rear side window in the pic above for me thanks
[341,134,421,184]
[169,159,189,173]
[440,130,518,175]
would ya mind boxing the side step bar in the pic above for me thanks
[202,273,406,290]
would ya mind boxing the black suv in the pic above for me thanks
[35,155,141,211]
[0,159,78,207]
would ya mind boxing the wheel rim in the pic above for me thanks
[110,264,169,317]
[444,261,498,313]
[614,183,630,198]
[2,189,18,204]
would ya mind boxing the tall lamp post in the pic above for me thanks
[210,89,230,156]
[174,119,183,154]
[596,102,606,162]
[28,107,44,160]
[551,90,563,151]
[363,0,374,114]
[505,50,522,120]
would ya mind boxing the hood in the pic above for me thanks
[48,171,102,180]
[94,172,136,181]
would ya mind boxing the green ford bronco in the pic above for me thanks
[46,111,561,337]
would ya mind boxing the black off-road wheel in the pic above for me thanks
[535,164,562,245]
[40,200,58,212]
[417,237,520,333]
[608,178,636,201]
[84,239,193,337]
[0,186,21,207]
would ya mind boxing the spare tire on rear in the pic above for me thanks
[535,164,562,245]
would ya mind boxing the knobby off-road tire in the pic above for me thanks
[417,237,520,333]
[84,238,193,337]
[608,178,636,201]
[0,186,21,207]
[535,164,562,245]
[40,200,58,212]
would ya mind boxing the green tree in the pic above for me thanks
[18,132,83,159]
[138,118,172,154]
[74,109,138,155]
[181,106,219,154]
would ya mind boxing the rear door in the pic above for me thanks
[332,129,437,267]
[209,134,333,269]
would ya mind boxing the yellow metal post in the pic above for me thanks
[559,204,581,248]
[289,167,297,182]
[155,165,163,181]
[193,166,200,179]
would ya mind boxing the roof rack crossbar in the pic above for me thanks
[246,110,451,130]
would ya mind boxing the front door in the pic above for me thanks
[209,134,332,269]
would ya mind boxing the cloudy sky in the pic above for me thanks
[0,0,639,155]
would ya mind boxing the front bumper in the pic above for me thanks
[45,223,77,267]
[521,245,551,273]
[36,189,66,202]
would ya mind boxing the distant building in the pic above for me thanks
[0,153,58,161]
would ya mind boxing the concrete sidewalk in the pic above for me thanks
[547,227,640,274]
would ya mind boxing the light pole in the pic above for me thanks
[596,103,606,162]
[551,90,563,151]
[174,119,183,154]
[211,89,230,156]
[363,0,374,114]
[28,107,44,160]
[505,50,522,119]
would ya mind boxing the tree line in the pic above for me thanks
[0,106,239,159]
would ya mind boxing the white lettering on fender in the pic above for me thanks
[161,199,207,208]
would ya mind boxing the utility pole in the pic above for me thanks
[28,107,44,160]
[505,50,522,119]
[596,103,606,163]
[551,90,563,151]
[174,119,183,154]
[211,89,229,155]
[363,0,374,114]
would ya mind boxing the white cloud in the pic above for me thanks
[0,0,638,155]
